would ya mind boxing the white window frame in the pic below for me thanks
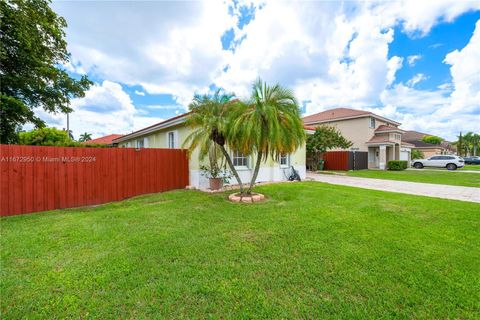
[369,117,376,128]
[136,138,144,149]
[279,154,290,168]
[232,150,249,169]
[167,130,178,149]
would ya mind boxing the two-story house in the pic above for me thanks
[303,108,414,169]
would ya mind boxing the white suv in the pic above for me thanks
[412,155,465,170]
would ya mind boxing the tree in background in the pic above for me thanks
[228,79,305,194]
[462,132,480,156]
[456,132,464,157]
[0,0,91,144]
[79,132,92,142]
[411,149,424,159]
[306,126,353,171]
[19,127,107,147]
[421,135,443,145]
[472,133,480,156]
[19,127,71,146]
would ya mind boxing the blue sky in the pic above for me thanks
[389,11,480,91]
[45,0,480,141]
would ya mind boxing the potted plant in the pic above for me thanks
[200,164,232,190]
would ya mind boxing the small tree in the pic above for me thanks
[306,126,352,171]
[183,90,245,193]
[457,132,464,157]
[228,79,305,195]
[421,135,443,145]
[411,149,424,159]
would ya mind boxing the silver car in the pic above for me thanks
[412,155,465,170]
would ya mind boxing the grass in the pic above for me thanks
[461,164,480,171]
[344,169,480,187]
[1,182,479,319]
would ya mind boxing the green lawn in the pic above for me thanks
[344,169,480,187]
[461,164,480,171]
[2,183,479,319]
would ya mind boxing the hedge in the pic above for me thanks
[387,160,408,171]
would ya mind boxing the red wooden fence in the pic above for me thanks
[0,145,189,216]
[323,151,350,170]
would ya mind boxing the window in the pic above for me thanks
[369,117,376,128]
[232,150,248,168]
[168,131,175,149]
[280,154,290,167]
[136,138,144,149]
[430,156,442,160]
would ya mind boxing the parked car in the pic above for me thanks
[411,155,465,170]
[463,156,480,165]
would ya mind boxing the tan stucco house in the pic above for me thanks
[303,108,414,170]
[112,112,308,189]
[402,130,456,158]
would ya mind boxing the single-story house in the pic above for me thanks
[402,130,456,158]
[303,108,414,169]
[82,134,123,147]
[112,113,309,189]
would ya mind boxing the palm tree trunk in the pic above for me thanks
[247,151,262,194]
[219,145,243,193]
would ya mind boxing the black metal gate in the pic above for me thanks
[348,151,368,170]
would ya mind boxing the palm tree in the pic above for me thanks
[183,90,245,192]
[228,79,305,194]
[79,132,92,142]
[465,132,480,156]
[473,133,480,156]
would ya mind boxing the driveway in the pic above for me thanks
[306,172,480,203]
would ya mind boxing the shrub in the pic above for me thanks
[387,160,408,171]
[411,149,424,159]
[18,128,108,147]
[19,127,71,146]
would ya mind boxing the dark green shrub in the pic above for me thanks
[387,160,408,171]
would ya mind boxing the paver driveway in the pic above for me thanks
[307,172,480,203]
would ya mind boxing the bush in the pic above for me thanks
[18,127,108,147]
[411,149,424,159]
[387,160,408,171]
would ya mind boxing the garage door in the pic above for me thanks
[400,150,410,161]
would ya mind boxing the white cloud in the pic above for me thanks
[407,54,422,66]
[443,20,480,115]
[48,0,480,141]
[54,0,236,106]
[406,73,428,87]
[145,105,183,110]
[134,90,145,96]
[379,18,480,140]
[34,81,163,139]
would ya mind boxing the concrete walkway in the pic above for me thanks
[306,172,480,203]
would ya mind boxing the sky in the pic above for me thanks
[40,0,480,141]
